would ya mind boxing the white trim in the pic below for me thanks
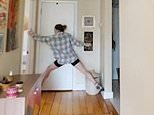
[101,91,113,99]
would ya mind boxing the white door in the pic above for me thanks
[36,1,77,90]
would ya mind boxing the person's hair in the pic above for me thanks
[55,24,67,32]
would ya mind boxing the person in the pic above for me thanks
[28,24,102,92]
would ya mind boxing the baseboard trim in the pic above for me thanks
[101,91,113,99]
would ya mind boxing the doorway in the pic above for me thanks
[36,1,77,72]
[111,0,120,113]
[36,1,79,90]
[20,0,34,74]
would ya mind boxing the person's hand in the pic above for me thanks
[28,29,36,38]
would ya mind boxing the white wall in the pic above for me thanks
[77,0,101,73]
[75,0,101,89]
[0,49,21,76]
[120,0,154,114]
[0,1,25,76]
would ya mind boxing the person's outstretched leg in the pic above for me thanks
[74,62,96,84]
[75,62,102,90]
[41,63,58,85]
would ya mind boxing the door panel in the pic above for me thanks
[37,1,76,90]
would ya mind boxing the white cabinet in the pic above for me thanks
[42,64,86,91]
[0,98,25,115]
[0,74,42,115]
[42,64,73,90]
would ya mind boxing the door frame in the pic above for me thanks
[20,0,38,74]
[35,0,78,73]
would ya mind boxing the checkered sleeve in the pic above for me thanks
[32,34,53,44]
[69,34,84,47]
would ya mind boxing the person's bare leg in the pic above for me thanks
[75,62,96,84]
[41,63,58,84]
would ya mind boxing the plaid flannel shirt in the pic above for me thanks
[33,32,84,65]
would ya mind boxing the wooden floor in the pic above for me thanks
[35,91,118,115]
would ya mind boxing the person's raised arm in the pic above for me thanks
[69,34,84,47]
[28,29,53,43]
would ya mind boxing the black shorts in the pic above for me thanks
[54,59,80,67]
